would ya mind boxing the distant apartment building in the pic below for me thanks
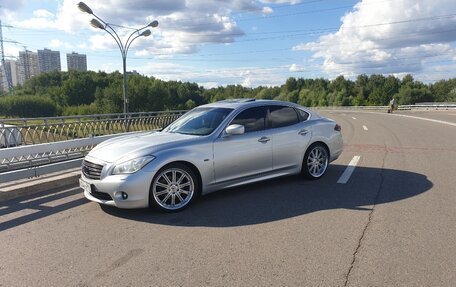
[0,69,4,93]
[0,60,19,91]
[5,60,19,87]
[18,50,39,85]
[67,52,87,71]
[37,48,61,73]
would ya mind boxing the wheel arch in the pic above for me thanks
[306,140,330,159]
[158,160,203,196]
[301,141,330,175]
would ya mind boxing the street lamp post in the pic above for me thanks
[77,2,158,128]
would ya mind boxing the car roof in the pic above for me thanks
[202,99,305,110]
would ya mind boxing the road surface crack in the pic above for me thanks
[344,148,388,287]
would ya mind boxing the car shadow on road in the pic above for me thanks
[0,186,88,232]
[101,164,433,227]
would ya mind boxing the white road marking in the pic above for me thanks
[363,125,368,131]
[352,117,357,120]
[324,110,456,127]
[392,114,456,127]
[337,156,361,184]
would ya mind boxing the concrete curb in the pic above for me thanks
[0,168,80,202]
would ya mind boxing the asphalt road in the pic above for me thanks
[1,109,455,286]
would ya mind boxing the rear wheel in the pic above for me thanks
[302,143,329,180]
[149,163,198,212]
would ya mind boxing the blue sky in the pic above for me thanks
[1,0,456,87]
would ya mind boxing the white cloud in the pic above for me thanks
[13,9,56,30]
[260,0,301,4]
[293,0,456,77]
[289,64,304,72]
[10,2,84,33]
[3,45,22,59]
[133,61,287,87]
[0,0,25,18]
[262,7,273,14]
[242,76,253,87]
[33,9,54,18]
[198,82,219,89]
[77,43,88,50]
[49,39,74,49]
[8,0,282,56]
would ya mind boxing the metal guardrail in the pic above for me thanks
[314,103,456,111]
[403,103,456,109]
[0,134,127,182]
[0,110,186,148]
[0,111,186,182]
[313,105,390,110]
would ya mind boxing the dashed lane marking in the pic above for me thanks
[337,156,361,184]
[363,125,368,131]
[352,117,357,120]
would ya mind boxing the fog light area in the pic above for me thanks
[114,191,129,200]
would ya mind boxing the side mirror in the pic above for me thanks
[225,124,245,136]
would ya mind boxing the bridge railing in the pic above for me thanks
[0,111,186,148]
[0,111,186,182]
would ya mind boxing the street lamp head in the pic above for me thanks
[148,20,159,28]
[140,29,152,37]
[90,19,105,30]
[77,2,93,14]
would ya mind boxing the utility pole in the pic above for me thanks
[0,19,13,92]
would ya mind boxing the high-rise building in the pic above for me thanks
[18,50,39,85]
[37,48,61,73]
[67,52,87,71]
[0,69,4,93]
[0,60,19,91]
[6,60,19,87]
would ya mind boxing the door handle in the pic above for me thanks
[258,136,270,143]
[298,129,309,136]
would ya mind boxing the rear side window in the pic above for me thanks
[231,106,267,133]
[269,106,299,128]
[297,109,310,121]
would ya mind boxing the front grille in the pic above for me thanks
[82,160,104,180]
[90,190,113,201]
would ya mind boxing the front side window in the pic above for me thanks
[269,106,299,128]
[231,106,267,133]
[163,107,233,135]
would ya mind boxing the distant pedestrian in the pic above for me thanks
[388,98,397,113]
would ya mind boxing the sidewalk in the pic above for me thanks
[0,168,80,202]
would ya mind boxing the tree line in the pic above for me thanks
[0,70,455,118]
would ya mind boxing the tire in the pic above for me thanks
[302,143,329,180]
[149,163,198,212]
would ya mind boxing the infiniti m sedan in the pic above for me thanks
[80,99,343,212]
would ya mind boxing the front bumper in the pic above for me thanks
[80,168,156,209]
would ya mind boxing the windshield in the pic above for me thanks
[163,107,233,136]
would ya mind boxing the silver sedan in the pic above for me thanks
[80,99,343,212]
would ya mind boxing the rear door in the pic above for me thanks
[269,106,312,171]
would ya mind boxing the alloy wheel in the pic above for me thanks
[152,167,195,211]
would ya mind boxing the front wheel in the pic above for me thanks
[302,144,329,180]
[149,163,198,212]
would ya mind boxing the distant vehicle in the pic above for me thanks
[0,125,23,148]
[80,99,343,212]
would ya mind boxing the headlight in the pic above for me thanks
[112,156,155,175]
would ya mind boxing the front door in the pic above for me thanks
[213,106,272,183]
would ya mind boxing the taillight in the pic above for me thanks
[334,124,341,132]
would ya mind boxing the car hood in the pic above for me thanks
[88,131,199,163]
